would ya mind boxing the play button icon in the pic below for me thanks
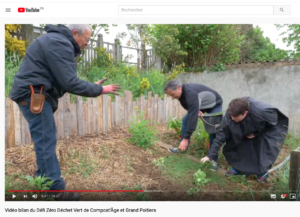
[12,194,16,199]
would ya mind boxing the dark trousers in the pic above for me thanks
[207,106,223,162]
[181,105,222,162]
[18,98,65,190]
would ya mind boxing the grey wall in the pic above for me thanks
[178,61,300,135]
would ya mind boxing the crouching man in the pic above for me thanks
[200,97,288,182]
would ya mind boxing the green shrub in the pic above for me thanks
[128,109,158,148]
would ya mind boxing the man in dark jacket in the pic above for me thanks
[9,24,119,200]
[201,97,289,182]
[164,80,223,171]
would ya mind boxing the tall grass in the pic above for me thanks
[271,133,300,195]
[5,51,21,97]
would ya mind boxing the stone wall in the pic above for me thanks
[178,60,300,135]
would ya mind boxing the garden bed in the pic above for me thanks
[5,124,294,201]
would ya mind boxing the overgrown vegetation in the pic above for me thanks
[78,47,168,100]
[149,24,291,72]
[5,51,21,97]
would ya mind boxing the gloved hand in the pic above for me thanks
[102,84,121,95]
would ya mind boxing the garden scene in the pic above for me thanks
[5,24,300,201]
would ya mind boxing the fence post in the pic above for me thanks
[114,38,121,62]
[97,34,103,48]
[289,149,300,194]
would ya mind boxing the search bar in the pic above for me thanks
[119,5,291,15]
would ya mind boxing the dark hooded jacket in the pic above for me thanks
[9,24,103,112]
[207,97,289,174]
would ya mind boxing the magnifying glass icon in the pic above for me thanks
[280,8,284,12]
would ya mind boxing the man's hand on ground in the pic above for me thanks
[179,139,189,152]
[200,156,210,163]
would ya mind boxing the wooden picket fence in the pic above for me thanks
[5,91,186,148]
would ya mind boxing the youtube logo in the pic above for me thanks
[18,7,25,13]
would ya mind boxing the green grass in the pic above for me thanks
[284,133,300,150]
[123,185,150,201]
[5,173,28,195]
[152,155,231,189]
[229,175,248,185]
[157,155,201,185]
[270,133,300,195]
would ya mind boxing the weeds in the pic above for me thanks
[152,157,165,169]
[101,145,110,159]
[125,155,134,172]
[25,175,54,190]
[66,151,97,178]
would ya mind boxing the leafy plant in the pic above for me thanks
[193,169,211,187]
[187,169,210,195]
[192,120,210,151]
[128,109,158,148]
[167,117,182,137]
[25,175,54,190]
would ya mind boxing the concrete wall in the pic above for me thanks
[178,60,300,135]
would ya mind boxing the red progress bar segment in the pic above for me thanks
[8,190,144,192]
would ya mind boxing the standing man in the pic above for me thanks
[164,79,223,171]
[200,97,289,182]
[9,24,120,200]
